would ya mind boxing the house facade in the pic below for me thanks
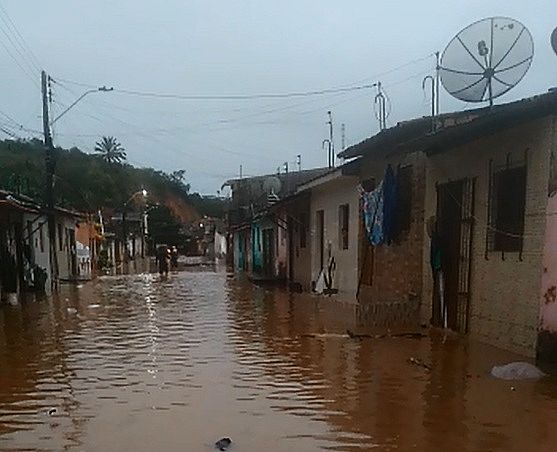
[222,91,557,360]
[224,168,329,282]
[1,190,83,300]
[340,90,557,358]
[415,95,557,359]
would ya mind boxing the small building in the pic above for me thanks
[338,90,557,358]
[224,168,329,282]
[415,91,557,359]
[0,190,83,299]
[102,210,148,270]
[294,170,360,298]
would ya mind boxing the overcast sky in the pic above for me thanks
[1,0,556,194]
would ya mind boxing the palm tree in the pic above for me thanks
[94,136,127,164]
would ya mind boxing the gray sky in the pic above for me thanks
[1,0,556,194]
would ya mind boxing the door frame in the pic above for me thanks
[434,178,475,333]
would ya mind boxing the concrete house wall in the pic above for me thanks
[282,196,312,291]
[309,175,360,299]
[538,115,557,361]
[24,213,49,280]
[423,118,554,357]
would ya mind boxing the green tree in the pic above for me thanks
[94,136,127,164]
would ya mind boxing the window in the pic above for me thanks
[397,165,413,234]
[299,212,307,249]
[339,204,349,250]
[58,224,64,251]
[490,165,526,252]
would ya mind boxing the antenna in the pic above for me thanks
[439,17,534,107]
[374,82,387,131]
[322,139,332,169]
[341,123,346,150]
[552,26,557,56]
[326,111,335,168]
[422,75,436,132]
[435,51,441,115]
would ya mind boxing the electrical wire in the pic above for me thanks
[0,1,41,70]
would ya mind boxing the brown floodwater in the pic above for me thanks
[1,268,557,451]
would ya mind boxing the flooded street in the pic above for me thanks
[1,268,557,452]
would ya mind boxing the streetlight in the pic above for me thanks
[51,86,114,126]
[122,189,148,262]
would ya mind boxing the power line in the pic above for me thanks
[0,110,42,136]
[52,53,435,102]
[0,37,40,90]
[53,78,377,101]
[0,14,40,76]
[0,1,41,70]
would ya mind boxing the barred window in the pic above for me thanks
[490,165,526,252]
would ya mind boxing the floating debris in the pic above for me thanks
[491,362,546,380]
[408,357,432,371]
[215,437,232,451]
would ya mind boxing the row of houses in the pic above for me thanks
[225,89,557,362]
[0,190,149,301]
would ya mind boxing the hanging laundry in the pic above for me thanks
[383,165,399,244]
[361,180,384,246]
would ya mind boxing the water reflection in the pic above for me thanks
[0,270,556,451]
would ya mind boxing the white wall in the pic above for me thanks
[24,213,50,285]
[310,175,360,299]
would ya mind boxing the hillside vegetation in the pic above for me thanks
[0,138,225,222]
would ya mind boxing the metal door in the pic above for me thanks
[435,178,475,332]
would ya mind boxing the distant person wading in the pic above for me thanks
[156,245,171,276]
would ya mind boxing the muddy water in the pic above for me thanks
[1,270,557,451]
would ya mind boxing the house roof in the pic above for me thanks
[338,89,557,160]
[415,90,557,155]
[0,190,41,213]
[0,190,84,218]
[222,167,331,191]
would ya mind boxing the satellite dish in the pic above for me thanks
[263,176,282,194]
[439,17,534,106]
[552,26,557,56]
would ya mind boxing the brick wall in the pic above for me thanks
[357,152,426,323]
[423,118,553,357]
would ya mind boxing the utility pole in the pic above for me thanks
[435,51,441,117]
[42,70,59,290]
[239,164,243,179]
[374,82,387,131]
